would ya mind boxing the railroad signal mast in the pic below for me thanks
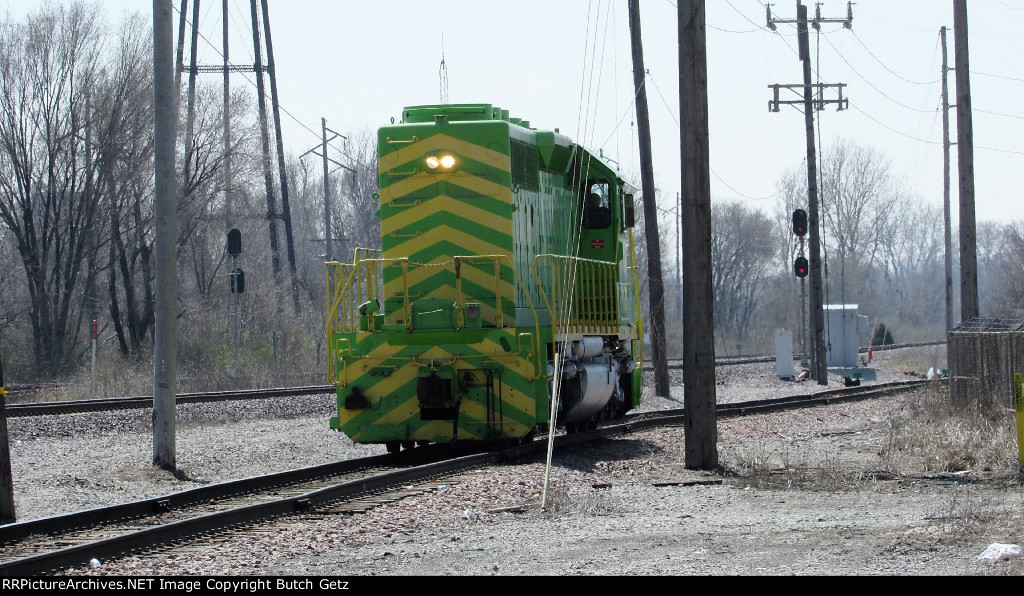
[228,229,244,373]
[793,209,809,367]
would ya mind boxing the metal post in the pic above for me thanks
[249,0,284,311]
[0,353,14,523]
[222,0,233,229]
[323,118,333,262]
[91,320,97,387]
[153,0,179,471]
[260,0,302,315]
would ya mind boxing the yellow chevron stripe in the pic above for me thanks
[447,173,512,204]
[379,173,438,203]
[386,225,511,262]
[381,262,515,300]
[379,172,511,206]
[380,134,510,175]
[381,197,510,238]
[373,396,422,426]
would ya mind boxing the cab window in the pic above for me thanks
[582,179,612,230]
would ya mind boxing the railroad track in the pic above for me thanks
[0,378,929,576]
[3,341,944,418]
[3,386,334,418]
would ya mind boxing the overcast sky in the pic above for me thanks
[3,0,1022,225]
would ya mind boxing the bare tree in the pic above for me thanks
[711,201,778,350]
[334,130,380,261]
[0,2,107,376]
[980,220,1024,318]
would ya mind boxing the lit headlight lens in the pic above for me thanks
[425,154,457,171]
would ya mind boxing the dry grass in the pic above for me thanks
[883,384,1019,476]
[729,382,1021,493]
[874,344,948,377]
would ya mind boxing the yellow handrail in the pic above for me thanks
[533,254,623,337]
[326,253,545,383]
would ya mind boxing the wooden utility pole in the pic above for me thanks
[797,2,828,386]
[628,0,670,399]
[678,0,717,471]
[941,26,955,333]
[767,1,850,385]
[153,0,179,471]
[677,193,682,321]
[954,0,979,322]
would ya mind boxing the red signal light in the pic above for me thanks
[794,257,809,279]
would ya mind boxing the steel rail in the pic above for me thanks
[0,378,933,576]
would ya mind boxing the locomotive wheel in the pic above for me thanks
[386,442,401,454]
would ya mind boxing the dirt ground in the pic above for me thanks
[13,344,1023,576]
[68,374,1024,577]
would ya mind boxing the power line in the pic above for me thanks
[849,29,940,86]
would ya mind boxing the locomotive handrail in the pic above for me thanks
[533,254,633,339]
[385,135,420,145]
[326,254,546,384]
[626,228,645,368]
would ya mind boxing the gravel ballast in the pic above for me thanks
[9,346,1024,576]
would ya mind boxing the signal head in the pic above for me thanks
[792,209,808,237]
[794,257,809,279]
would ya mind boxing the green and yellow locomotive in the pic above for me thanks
[326,103,643,451]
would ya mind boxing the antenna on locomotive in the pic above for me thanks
[439,35,449,105]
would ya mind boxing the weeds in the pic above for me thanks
[729,382,1021,493]
[882,385,1018,475]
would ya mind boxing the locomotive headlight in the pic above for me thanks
[425,154,457,171]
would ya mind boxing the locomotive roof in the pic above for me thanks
[394,103,634,185]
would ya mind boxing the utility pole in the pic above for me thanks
[300,120,353,263]
[677,193,682,322]
[941,26,955,333]
[798,1,828,386]
[954,0,979,322]
[153,0,179,472]
[678,0,717,471]
[767,0,852,386]
[628,0,670,399]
